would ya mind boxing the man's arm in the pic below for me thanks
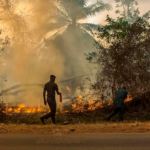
[56,84,61,95]
[124,91,128,100]
[56,90,61,95]
[43,85,47,105]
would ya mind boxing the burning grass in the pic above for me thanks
[3,104,49,114]
[0,93,150,124]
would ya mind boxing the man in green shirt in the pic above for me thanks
[107,86,128,121]
[40,75,61,125]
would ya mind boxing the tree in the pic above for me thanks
[35,0,112,78]
[0,0,36,91]
[86,16,150,100]
[0,31,10,88]
[39,0,112,40]
[0,0,28,38]
[115,0,139,22]
[115,0,150,23]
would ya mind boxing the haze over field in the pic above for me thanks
[0,0,149,106]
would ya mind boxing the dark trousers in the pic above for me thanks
[41,98,56,123]
[107,107,124,121]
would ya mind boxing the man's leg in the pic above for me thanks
[40,110,52,124]
[107,108,119,121]
[48,100,56,124]
[119,107,124,121]
[40,98,53,124]
[41,112,51,120]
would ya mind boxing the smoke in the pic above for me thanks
[0,0,66,106]
[0,0,96,106]
[4,39,66,105]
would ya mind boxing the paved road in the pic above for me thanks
[0,134,150,150]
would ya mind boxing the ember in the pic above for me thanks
[66,86,71,92]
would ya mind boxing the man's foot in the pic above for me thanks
[106,117,110,121]
[63,121,69,125]
[119,120,124,122]
[40,117,45,125]
[52,122,56,125]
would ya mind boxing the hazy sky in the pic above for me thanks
[87,0,150,24]
[14,0,150,25]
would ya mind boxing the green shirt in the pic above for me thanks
[114,89,128,108]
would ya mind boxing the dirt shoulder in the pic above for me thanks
[0,122,150,134]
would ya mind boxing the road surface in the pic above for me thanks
[0,134,150,150]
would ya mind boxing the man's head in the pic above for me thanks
[50,75,56,82]
[122,85,126,90]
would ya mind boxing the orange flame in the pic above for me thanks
[66,86,71,92]
[71,95,104,112]
[71,95,133,112]
[2,95,133,114]
[4,103,49,114]
[125,95,133,102]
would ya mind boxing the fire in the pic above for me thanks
[66,86,71,92]
[71,94,85,112]
[125,95,132,102]
[18,104,25,108]
[25,108,36,113]
[1,98,51,114]
[71,95,104,112]
[71,95,133,112]
[1,95,133,114]
[4,104,49,114]
[7,107,13,112]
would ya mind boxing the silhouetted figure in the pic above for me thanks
[107,86,127,121]
[40,75,61,125]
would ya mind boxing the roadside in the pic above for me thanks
[0,122,150,134]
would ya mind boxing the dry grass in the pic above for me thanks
[1,91,150,124]
[0,122,150,134]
